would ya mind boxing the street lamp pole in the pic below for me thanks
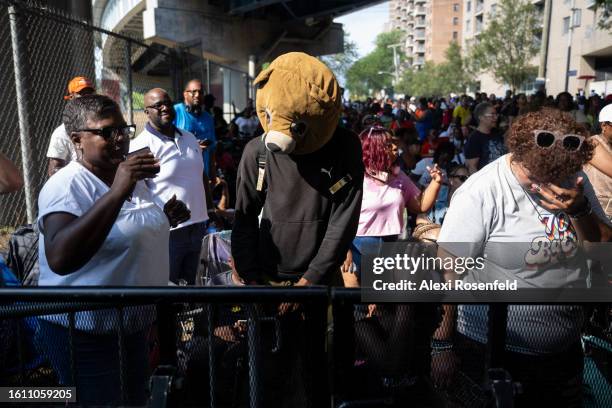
[387,43,403,85]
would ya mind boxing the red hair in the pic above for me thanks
[359,126,394,173]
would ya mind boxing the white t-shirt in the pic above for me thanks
[438,154,608,354]
[130,124,208,229]
[235,116,260,138]
[46,124,77,162]
[37,161,170,332]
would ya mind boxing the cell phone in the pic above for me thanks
[127,146,151,158]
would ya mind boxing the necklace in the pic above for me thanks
[509,159,549,222]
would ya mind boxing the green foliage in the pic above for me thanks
[320,34,359,80]
[345,30,405,99]
[396,41,475,97]
[468,0,540,92]
[594,0,612,31]
[132,91,144,110]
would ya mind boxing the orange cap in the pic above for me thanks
[64,76,95,100]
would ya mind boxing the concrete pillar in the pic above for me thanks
[538,0,552,83]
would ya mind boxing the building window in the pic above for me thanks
[467,1,471,12]
[453,31,458,39]
[573,9,582,27]
[453,17,459,25]
[466,19,471,32]
[453,3,460,12]
[476,15,484,33]
[491,4,497,17]
[563,16,570,34]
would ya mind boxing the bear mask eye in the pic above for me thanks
[290,121,307,137]
[264,109,272,125]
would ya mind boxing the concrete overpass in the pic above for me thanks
[91,0,385,116]
[93,0,385,73]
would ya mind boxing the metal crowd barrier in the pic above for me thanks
[0,288,610,407]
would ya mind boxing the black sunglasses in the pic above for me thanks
[533,130,584,151]
[450,174,468,182]
[76,125,136,141]
[145,100,173,111]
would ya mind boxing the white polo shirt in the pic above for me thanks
[130,123,208,229]
[46,123,78,162]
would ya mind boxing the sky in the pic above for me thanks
[335,2,390,58]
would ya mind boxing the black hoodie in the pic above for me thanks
[231,126,364,284]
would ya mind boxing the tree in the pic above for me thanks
[320,34,359,80]
[345,30,405,99]
[468,0,540,92]
[396,41,475,97]
[594,0,612,31]
[438,41,477,93]
[397,62,444,97]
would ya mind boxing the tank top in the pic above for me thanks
[583,135,612,219]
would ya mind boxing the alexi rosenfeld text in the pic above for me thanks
[370,254,518,291]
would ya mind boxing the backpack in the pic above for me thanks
[6,224,39,286]
[0,257,44,383]
[196,230,237,286]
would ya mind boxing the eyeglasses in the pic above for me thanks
[77,125,136,141]
[532,130,585,151]
[185,89,203,95]
[450,174,469,182]
[145,101,173,111]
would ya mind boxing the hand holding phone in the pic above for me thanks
[126,146,159,176]
[127,146,152,159]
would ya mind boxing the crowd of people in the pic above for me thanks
[0,64,611,407]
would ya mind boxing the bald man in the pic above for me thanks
[174,79,217,178]
[130,88,212,284]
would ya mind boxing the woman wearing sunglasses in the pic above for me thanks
[425,164,469,225]
[435,108,609,406]
[35,95,190,406]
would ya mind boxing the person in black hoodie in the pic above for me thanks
[231,52,363,407]
[232,52,364,288]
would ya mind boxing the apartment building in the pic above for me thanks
[427,0,463,63]
[462,0,612,96]
[389,0,463,70]
[461,0,544,95]
[544,0,612,96]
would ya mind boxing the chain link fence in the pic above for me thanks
[0,0,249,232]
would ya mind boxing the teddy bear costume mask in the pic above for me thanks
[254,52,343,155]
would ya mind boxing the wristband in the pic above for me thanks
[431,339,453,351]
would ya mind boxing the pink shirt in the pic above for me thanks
[357,170,421,237]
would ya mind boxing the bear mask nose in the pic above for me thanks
[266,143,282,153]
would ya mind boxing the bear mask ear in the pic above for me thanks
[254,67,274,88]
